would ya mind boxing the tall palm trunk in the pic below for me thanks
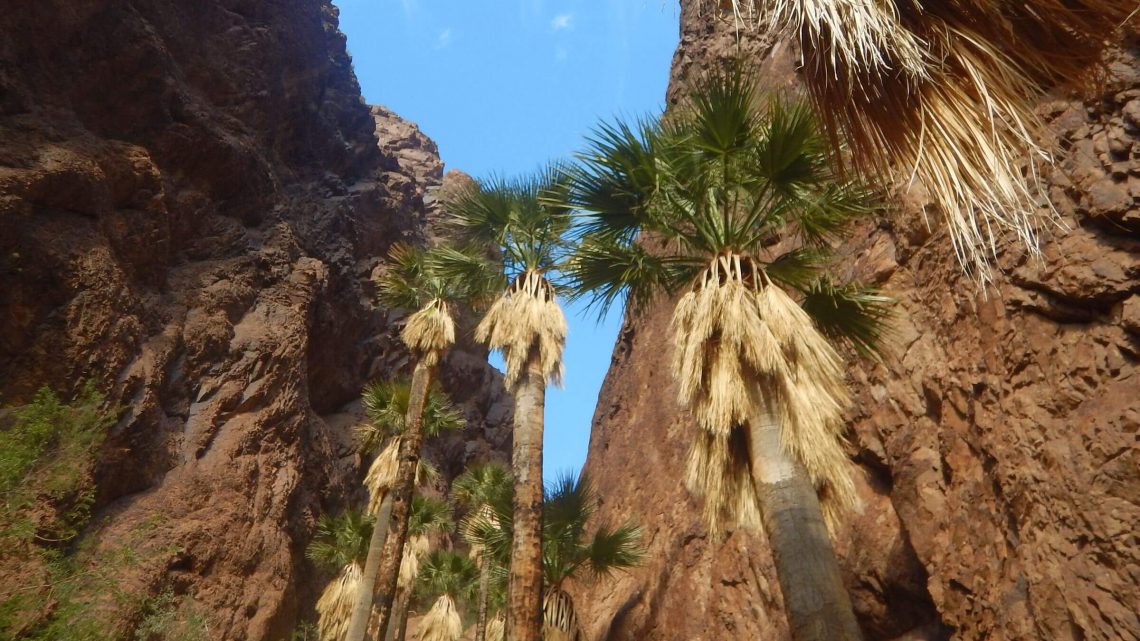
[474,557,492,641]
[747,402,863,641]
[347,492,394,640]
[384,587,411,641]
[505,352,546,641]
[346,359,435,641]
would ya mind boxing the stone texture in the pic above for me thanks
[572,5,1140,641]
[0,2,509,639]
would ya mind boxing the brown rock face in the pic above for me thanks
[0,2,508,639]
[573,4,1139,641]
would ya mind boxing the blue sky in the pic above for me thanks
[334,0,679,480]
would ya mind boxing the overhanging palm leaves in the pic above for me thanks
[720,0,1136,283]
[562,69,891,531]
[414,551,481,641]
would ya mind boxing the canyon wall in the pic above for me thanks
[572,4,1139,641]
[0,2,509,639]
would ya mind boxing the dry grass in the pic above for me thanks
[316,562,363,641]
[716,0,1136,283]
[402,303,456,367]
[416,595,463,641]
[476,270,566,389]
[674,255,857,533]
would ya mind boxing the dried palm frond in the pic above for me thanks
[399,534,432,589]
[402,302,456,367]
[365,439,402,514]
[475,270,566,389]
[676,255,858,533]
[416,594,463,641]
[484,614,505,641]
[721,0,1136,282]
[316,562,363,641]
[543,588,585,641]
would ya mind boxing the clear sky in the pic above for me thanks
[334,0,679,481]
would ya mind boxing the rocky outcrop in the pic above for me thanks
[0,2,508,639]
[573,4,1139,641]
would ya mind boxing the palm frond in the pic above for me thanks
[316,562,363,641]
[409,495,454,537]
[416,550,481,604]
[416,594,463,641]
[356,380,464,450]
[566,236,696,315]
[450,461,512,510]
[306,510,374,571]
[800,278,893,360]
[581,523,645,581]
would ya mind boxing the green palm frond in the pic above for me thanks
[566,236,696,315]
[356,380,465,452]
[800,278,893,360]
[562,66,890,349]
[409,495,454,537]
[580,522,645,582]
[451,461,512,510]
[416,550,481,604]
[441,168,573,280]
[306,510,374,571]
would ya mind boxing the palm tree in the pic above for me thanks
[346,242,487,641]
[306,511,374,641]
[413,551,481,641]
[385,495,454,641]
[560,70,891,641]
[349,372,464,641]
[437,172,572,641]
[450,462,512,641]
[465,474,644,641]
[718,0,1135,284]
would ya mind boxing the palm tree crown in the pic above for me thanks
[562,69,891,531]
[436,171,573,387]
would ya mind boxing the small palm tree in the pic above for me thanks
[451,462,512,641]
[348,373,464,641]
[717,0,1135,283]
[385,495,454,641]
[306,511,374,641]
[437,171,573,641]
[465,474,644,641]
[561,70,890,641]
[414,551,481,641]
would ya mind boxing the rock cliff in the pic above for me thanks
[572,4,1139,641]
[0,2,509,639]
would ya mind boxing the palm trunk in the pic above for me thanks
[505,354,545,641]
[347,492,394,641]
[385,587,411,641]
[474,557,492,641]
[747,402,863,641]
[346,358,435,641]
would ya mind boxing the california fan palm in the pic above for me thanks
[347,369,464,641]
[464,474,644,641]
[385,495,454,641]
[437,171,572,641]
[561,70,891,641]
[718,0,1136,283]
[414,550,481,641]
[306,511,373,641]
[451,462,512,641]
[344,242,488,641]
